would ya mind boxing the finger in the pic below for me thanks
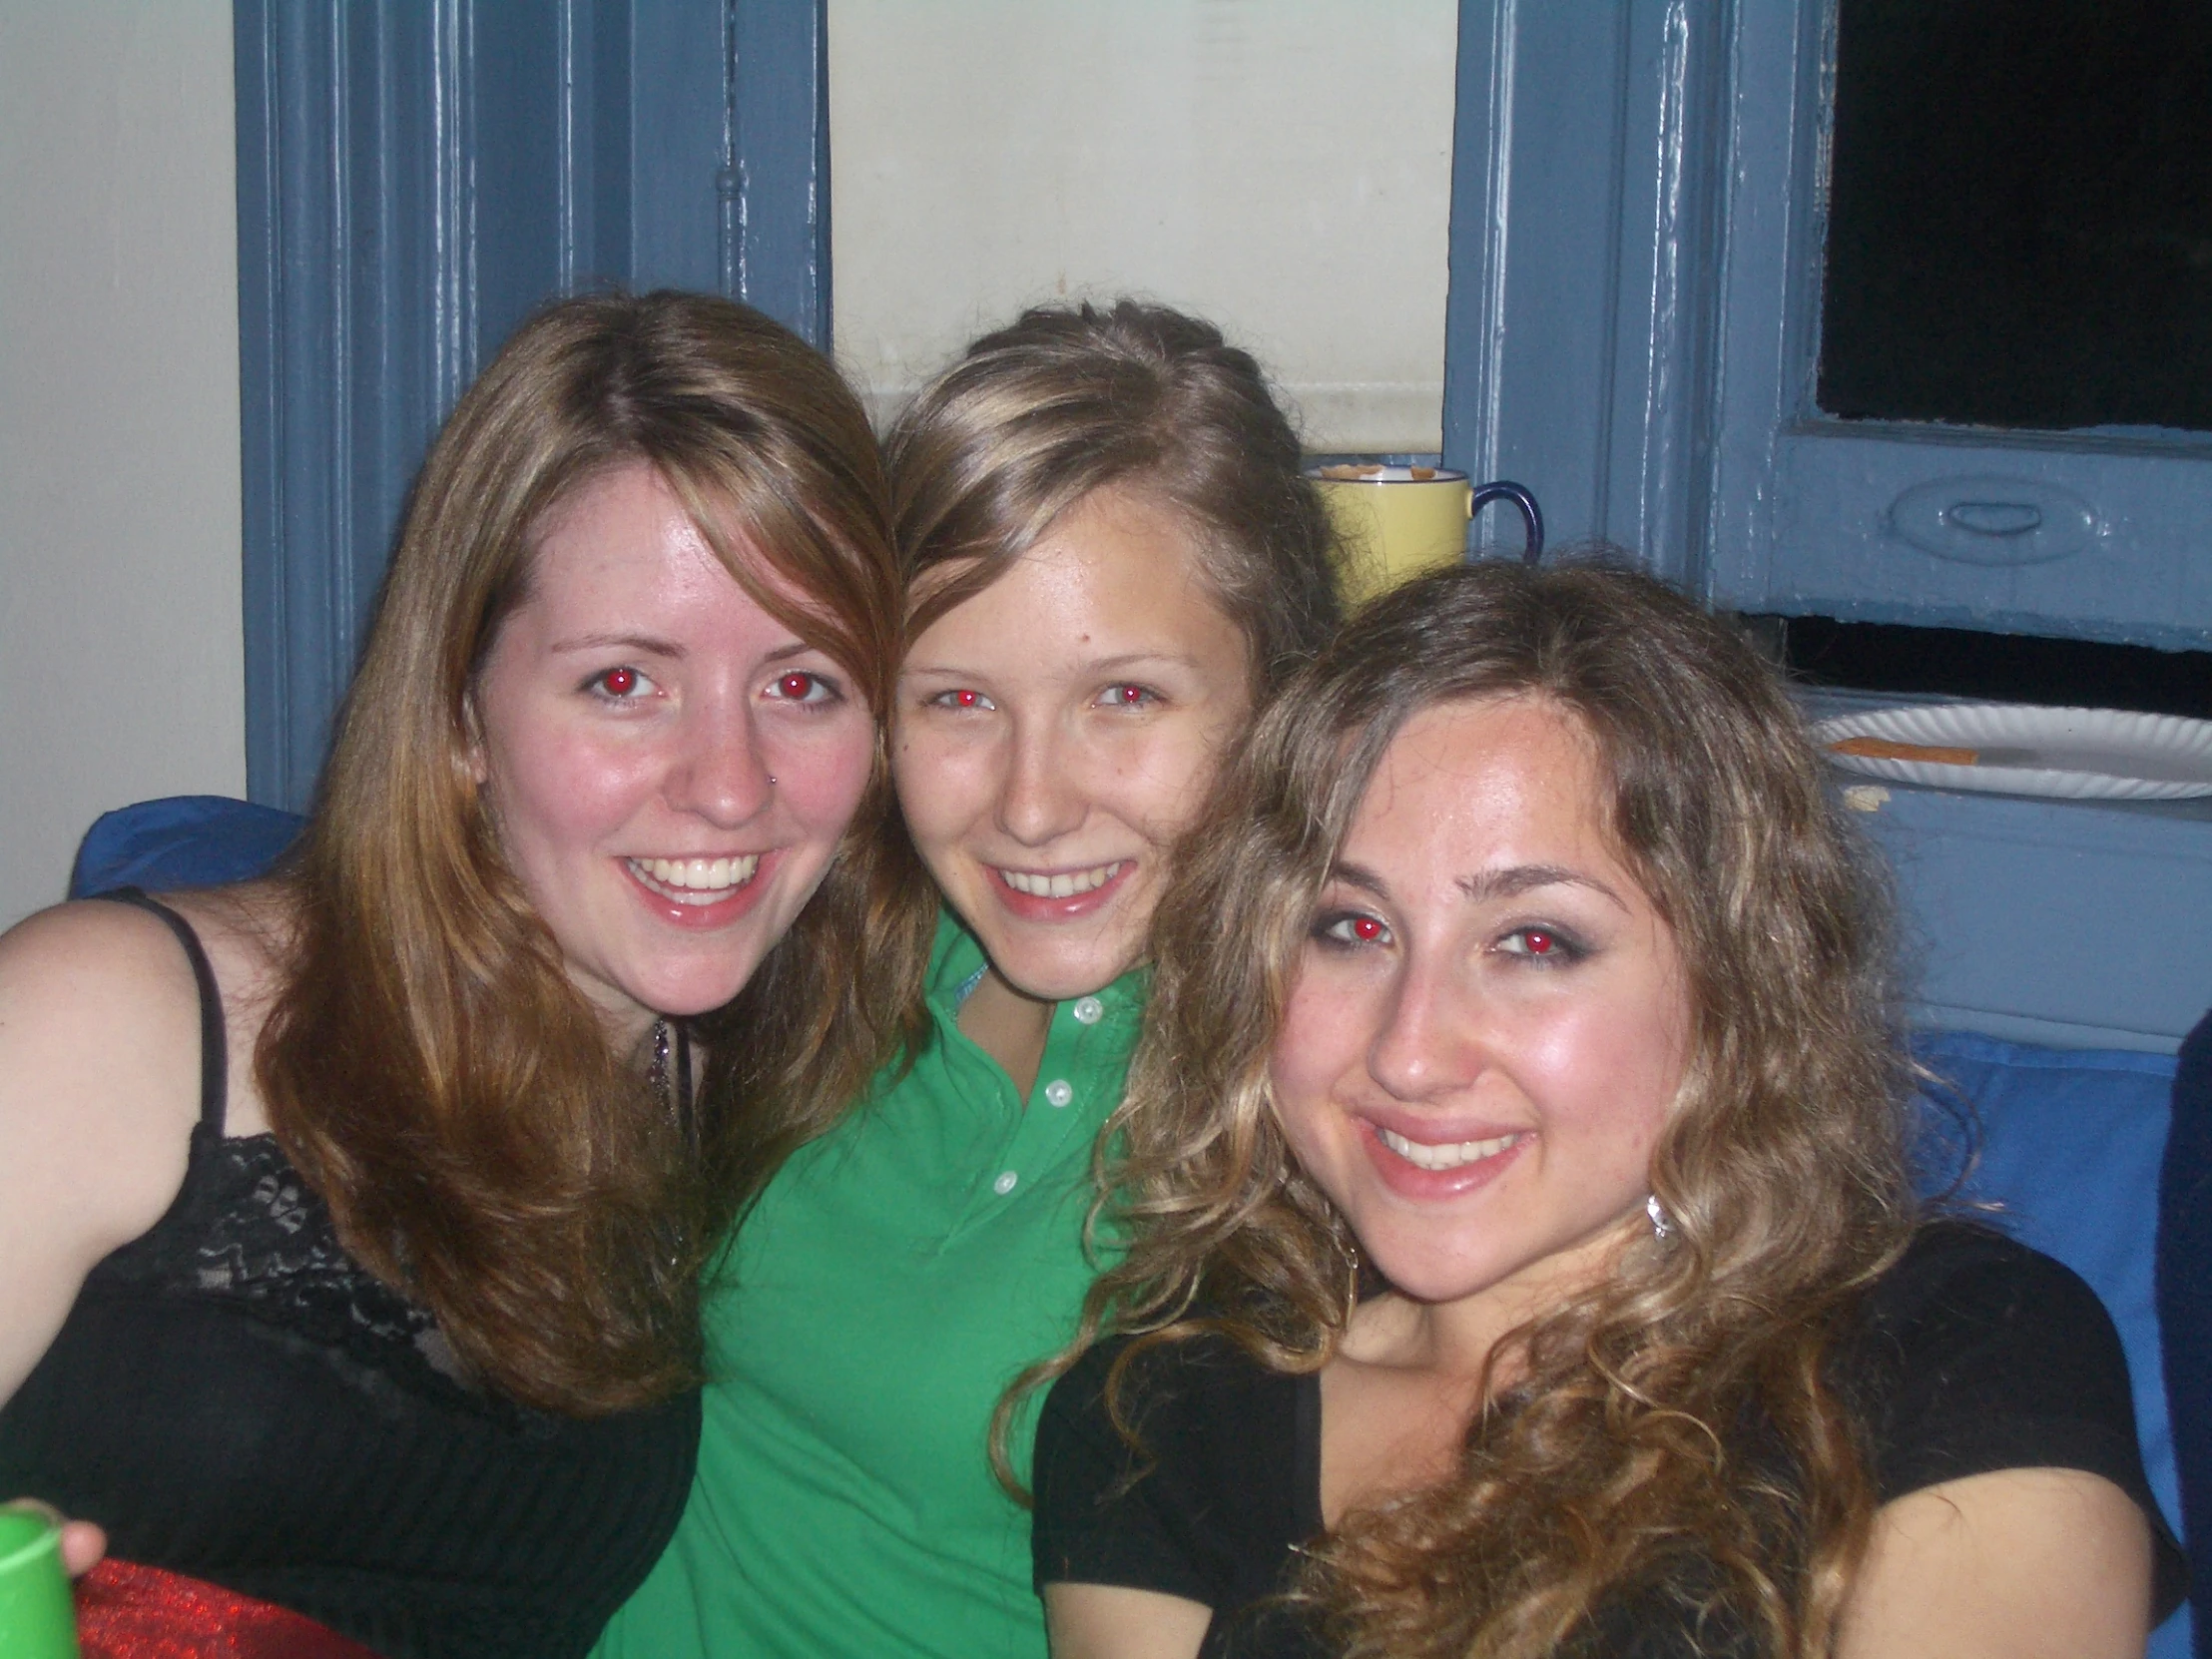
[59,1520,106,1578]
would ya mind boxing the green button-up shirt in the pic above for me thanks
[594,913,1143,1659]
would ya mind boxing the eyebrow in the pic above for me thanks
[549,631,686,658]
[901,651,1201,679]
[548,634,817,664]
[1330,858,1629,911]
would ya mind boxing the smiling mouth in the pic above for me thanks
[1376,1127,1527,1173]
[626,854,762,904]
[994,861,1126,900]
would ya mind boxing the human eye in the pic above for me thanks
[765,669,843,707]
[1496,923,1587,964]
[1313,909,1392,951]
[585,665,657,702]
[925,687,994,712]
[1094,683,1160,710]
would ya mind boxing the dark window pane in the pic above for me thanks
[1819,0,2212,431]
[1766,615,2212,720]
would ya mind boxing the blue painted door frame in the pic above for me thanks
[234,0,830,812]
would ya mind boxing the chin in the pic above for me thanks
[990,945,1131,1002]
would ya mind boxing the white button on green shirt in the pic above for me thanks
[594,912,1143,1659]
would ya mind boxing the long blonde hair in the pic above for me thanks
[1043,560,1920,1654]
[259,290,907,1415]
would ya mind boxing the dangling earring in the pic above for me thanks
[1342,1237,1363,1326]
[1646,1193,1675,1242]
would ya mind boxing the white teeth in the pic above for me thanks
[1377,1127,1524,1172]
[998,861,1124,899]
[629,854,760,901]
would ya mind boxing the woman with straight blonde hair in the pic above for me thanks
[597,298,1340,1659]
[1031,559,2184,1658]
[0,289,904,1659]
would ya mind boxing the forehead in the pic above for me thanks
[908,482,1241,660]
[521,460,834,629]
[1349,695,1624,868]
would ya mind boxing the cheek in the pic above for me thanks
[482,716,649,849]
[769,716,877,837]
[1530,988,1687,1152]
[1113,723,1234,842]
[1269,971,1367,1149]
[891,728,991,844]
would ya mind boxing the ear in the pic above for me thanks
[460,689,490,788]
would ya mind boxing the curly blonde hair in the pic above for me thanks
[1031,558,1922,1655]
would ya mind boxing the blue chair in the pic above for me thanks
[1918,1030,2190,1658]
[2160,1010,2212,1659]
[69,796,305,899]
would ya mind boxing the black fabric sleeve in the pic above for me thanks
[1032,1335,1310,1619]
[1033,1340,1224,1606]
[1853,1223,2188,1619]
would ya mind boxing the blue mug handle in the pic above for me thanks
[1469,481,1543,566]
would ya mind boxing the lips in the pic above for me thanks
[1360,1115,1530,1199]
[987,858,1135,921]
[621,851,773,929]
[627,854,761,901]
[996,861,1123,899]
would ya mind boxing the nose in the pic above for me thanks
[664,697,776,828]
[1366,954,1485,1104]
[994,714,1088,846]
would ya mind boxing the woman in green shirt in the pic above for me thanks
[593,300,1342,1659]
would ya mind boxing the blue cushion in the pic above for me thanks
[1915,1029,2187,1657]
[69,796,305,899]
[2160,1010,2212,1659]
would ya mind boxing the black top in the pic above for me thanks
[1035,1224,2188,1658]
[0,891,700,1659]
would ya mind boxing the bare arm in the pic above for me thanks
[1043,1583,1214,1659]
[1839,1467,2154,1659]
[0,901,205,1403]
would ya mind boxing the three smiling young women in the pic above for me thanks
[0,285,2175,1659]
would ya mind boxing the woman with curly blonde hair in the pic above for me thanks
[1030,559,2182,1658]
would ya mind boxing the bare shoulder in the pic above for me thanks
[0,895,219,1206]
[1841,1467,2152,1659]
[0,894,233,1399]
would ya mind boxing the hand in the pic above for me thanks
[2,1500,106,1576]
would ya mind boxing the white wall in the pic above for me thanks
[0,3,245,929]
[830,0,1456,452]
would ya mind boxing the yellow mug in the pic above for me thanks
[1309,465,1472,605]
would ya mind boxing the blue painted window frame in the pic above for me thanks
[1706,0,2212,654]
[1438,0,2211,654]
[233,0,830,812]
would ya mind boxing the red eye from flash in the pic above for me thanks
[1523,929,1555,955]
[954,689,981,708]
[779,673,814,699]
[1353,915,1384,941]
[601,666,638,696]
[1118,686,1144,705]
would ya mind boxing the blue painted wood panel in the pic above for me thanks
[1864,785,2212,1053]
[235,0,829,810]
[1702,0,2212,653]
[1441,0,1731,581]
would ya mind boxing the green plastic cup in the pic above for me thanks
[0,1507,78,1659]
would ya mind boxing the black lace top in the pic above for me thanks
[0,892,700,1659]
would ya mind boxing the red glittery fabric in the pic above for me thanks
[74,1559,382,1659]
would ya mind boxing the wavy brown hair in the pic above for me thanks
[258,290,909,1416]
[1037,559,1921,1654]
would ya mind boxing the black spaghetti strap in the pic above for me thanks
[95,887,228,1133]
